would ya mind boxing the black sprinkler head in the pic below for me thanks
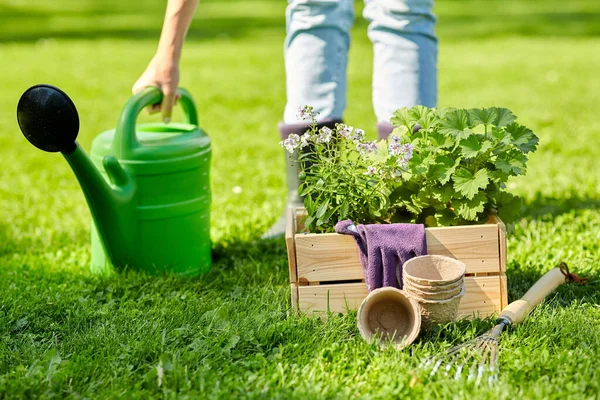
[17,84,80,153]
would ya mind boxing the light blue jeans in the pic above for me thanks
[283,0,437,124]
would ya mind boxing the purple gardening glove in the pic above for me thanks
[335,220,427,292]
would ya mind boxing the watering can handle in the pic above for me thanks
[112,86,199,159]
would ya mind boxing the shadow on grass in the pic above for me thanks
[505,262,599,305]
[520,192,600,221]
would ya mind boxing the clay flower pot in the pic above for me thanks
[405,283,463,301]
[402,255,466,287]
[414,286,466,329]
[357,287,421,349]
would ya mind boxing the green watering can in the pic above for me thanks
[16,84,212,276]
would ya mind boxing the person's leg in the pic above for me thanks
[283,0,355,124]
[263,0,354,239]
[363,0,438,139]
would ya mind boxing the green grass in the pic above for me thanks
[1,0,600,398]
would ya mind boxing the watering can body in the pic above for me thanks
[17,85,211,276]
[85,88,212,276]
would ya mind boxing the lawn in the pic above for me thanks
[1,0,600,398]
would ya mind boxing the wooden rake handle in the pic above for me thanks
[499,267,567,325]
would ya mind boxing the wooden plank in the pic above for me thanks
[297,276,502,318]
[425,224,500,274]
[456,275,503,319]
[298,282,367,314]
[295,224,500,283]
[500,273,508,309]
[290,283,299,312]
[285,207,298,284]
[295,234,363,282]
[498,219,507,273]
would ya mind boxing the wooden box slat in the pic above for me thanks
[297,275,504,318]
[295,223,500,283]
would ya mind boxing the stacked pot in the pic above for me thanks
[402,255,466,329]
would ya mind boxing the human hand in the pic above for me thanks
[132,53,180,123]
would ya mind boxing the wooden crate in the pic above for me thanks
[285,208,508,318]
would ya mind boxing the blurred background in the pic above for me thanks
[0,0,599,259]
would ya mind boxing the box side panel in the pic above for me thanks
[297,276,502,317]
[500,273,508,309]
[290,283,299,311]
[285,207,298,283]
[295,224,501,283]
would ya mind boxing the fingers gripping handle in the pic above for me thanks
[112,86,199,159]
[499,268,566,325]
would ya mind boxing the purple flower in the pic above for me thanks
[300,133,311,148]
[280,133,300,153]
[402,143,414,160]
[357,140,378,156]
[337,124,354,139]
[296,105,313,121]
[317,126,333,143]
[353,128,365,142]
[388,141,402,156]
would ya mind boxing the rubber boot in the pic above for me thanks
[377,121,394,140]
[261,119,342,239]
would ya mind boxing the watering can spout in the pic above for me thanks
[17,84,136,269]
[65,144,137,268]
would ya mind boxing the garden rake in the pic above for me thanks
[423,262,587,385]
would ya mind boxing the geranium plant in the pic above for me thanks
[280,105,538,233]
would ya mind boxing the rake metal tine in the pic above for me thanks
[467,339,488,381]
[429,358,444,377]
[454,363,463,380]
[475,340,491,385]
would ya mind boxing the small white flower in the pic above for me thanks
[403,143,414,160]
[366,166,378,175]
[300,133,311,148]
[296,105,313,121]
[280,133,300,153]
[353,128,365,142]
[317,126,332,143]
[337,124,354,139]
[388,141,402,156]
[357,141,378,156]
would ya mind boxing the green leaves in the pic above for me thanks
[297,104,537,231]
[453,192,487,221]
[430,155,458,184]
[459,135,492,159]
[439,109,472,139]
[468,108,498,126]
[505,123,539,153]
[491,107,516,127]
[495,150,528,175]
[453,168,490,199]
[495,191,523,223]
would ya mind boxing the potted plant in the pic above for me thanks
[282,105,538,317]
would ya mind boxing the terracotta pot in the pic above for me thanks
[402,255,466,287]
[357,287,421,349]
[405,282,464,301]
[409,286,466,329]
